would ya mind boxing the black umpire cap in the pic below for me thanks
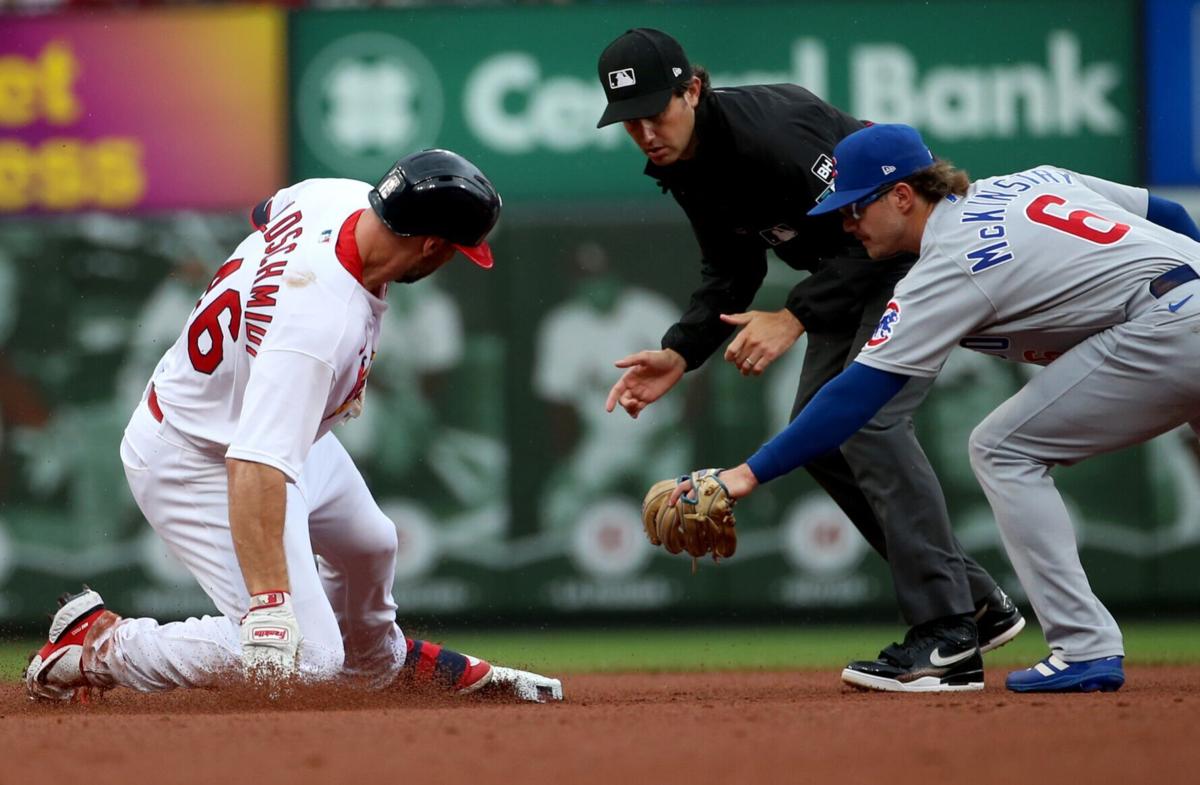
[596,28,693,128]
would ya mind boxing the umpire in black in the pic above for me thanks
[596,28,1024,691]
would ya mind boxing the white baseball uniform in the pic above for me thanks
[855,166,1200,660]
[99,179,407,690]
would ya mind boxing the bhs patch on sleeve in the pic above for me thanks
[812,154,835,184]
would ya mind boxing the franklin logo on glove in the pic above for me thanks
[251,628,291,642]
[240,590,302,682]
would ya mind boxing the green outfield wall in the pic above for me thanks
[1,0,1189,626]
[0,208,1196,625]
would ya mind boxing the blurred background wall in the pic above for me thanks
[1,0,1197,626]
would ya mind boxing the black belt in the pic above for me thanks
[1149,264,1199,298]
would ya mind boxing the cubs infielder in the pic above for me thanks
[26,149,562,703]
[672,124,1200,693]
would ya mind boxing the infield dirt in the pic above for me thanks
[4,667,1197,785]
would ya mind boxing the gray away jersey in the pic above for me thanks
[854,166,1200,376]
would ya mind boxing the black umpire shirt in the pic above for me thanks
[646,83,912,371]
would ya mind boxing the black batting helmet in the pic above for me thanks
[368,149,502,269]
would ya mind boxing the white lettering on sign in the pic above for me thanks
[464,52,625,153]
[851,32,1121,139]
[460,33,1123,155]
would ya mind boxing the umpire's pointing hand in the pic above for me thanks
[605,348,687,419]
[722,308,805,376]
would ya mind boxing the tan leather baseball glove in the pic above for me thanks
[642,469,737,565]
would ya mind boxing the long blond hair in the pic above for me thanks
[904,160,970,201]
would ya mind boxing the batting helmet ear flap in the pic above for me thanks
[368,149,502,265]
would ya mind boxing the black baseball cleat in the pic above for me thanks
[842,616,984,692]
[975,586,1026,654]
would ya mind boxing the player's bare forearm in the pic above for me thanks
[226,458,290,595]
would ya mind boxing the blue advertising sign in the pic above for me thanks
[1146,0,1200,184]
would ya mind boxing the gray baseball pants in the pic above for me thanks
[793,283,999,627]
[969,276,1200,660]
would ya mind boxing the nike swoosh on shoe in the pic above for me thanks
[929,647,977,667]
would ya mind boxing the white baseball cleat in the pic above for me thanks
[489,666,564,703]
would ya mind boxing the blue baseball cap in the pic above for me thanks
[808,124,935,216]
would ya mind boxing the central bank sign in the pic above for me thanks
[291,3,1135,199]
[458,33,1121,152]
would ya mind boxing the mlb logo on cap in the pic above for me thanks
[809,124,935,216]
[608,69,636,88]
[596,28,694,127]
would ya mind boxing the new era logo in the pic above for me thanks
[881,165,897,175]
[672,67,683,77]
[608,68,636,88]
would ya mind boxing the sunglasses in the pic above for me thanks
[840,183,897,220]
